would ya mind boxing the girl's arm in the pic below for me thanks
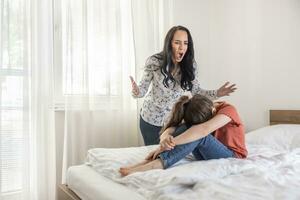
[173,114,231,145]
[160,127,176,139]
[159,127,176,149]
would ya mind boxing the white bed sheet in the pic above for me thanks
[66,165,146,200]
[68,125,300,200]
[86,144,300,200]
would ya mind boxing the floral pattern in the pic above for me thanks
[132,55,218,126]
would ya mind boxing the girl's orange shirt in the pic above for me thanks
[213,102,248,158]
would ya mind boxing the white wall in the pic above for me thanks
[172,0,300,131]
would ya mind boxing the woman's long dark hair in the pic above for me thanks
[156,25,195,91]
[160,94,213,134]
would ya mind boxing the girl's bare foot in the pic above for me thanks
[119,167,130,176]
[120,159,164,177]
[119,160,150,174]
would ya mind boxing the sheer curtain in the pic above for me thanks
[0,0,56,200]
[60,0,173,182]
[131,0,174,110]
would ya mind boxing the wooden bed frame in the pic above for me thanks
[58,109,300,200]
[270,110,300,125]
[57,184,81,200]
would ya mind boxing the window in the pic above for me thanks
[54,0,136,107]
[0,0,28,198]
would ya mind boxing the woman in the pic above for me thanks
[119,94,247,176]
[130,25,236,145]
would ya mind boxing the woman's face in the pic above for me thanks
[171,30,188,64]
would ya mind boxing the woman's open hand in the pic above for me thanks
[129,76,139,96]
[217,82,237,97]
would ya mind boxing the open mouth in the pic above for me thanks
[176,52,184,61]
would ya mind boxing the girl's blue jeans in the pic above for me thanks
[159,124,235,169]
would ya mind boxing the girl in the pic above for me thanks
[120,94,247,176]
[130,25,236,145]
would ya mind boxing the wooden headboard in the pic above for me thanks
[270,110,300,125]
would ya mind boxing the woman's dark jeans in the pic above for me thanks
[139,116,162,145]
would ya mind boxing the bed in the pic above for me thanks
[58,110,300,200]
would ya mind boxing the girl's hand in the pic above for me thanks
[145,147,163,160]
[159,127,175,140]
[160,135,175,150]
[129,76,140,96]
[217,82,237,97]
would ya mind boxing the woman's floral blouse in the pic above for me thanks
[132,55,217,126]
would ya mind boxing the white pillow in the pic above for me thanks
[246,124,300,150]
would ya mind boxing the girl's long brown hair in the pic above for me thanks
[160,94,214,134]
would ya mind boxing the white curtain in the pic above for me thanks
[0,0,56,200]
[131,0,174,110]
[60,0,173,183]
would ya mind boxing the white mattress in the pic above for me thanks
[69,125,300,200]
[86,145,300,200]
[66,165,145,200]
